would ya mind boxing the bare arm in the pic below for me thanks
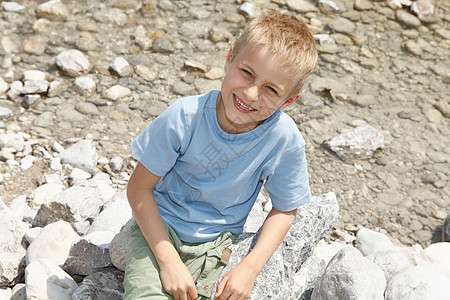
[215,207,297,300]
[127,162,198,300]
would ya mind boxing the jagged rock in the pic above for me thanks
[32,185,103,235]
[55,49,91,77]
[109,218,133,271]
[110,57,134,77]
[74,76,96,95]
[0,287,11,299]
[2,2,26,12]
[423,242,450,279]
[71,267,124,300]
[63,231,115,276]
[0,200,27,286]
[110,156,123,171]
[0,77,8,93]
[385,265,450,300]
[324,125,384,161]
[7,81,23,100]
[26,220,79,266]
[213,192,339,299]
[135,65,157,82]
[21,80,49,94]
[312,246,386,300]
[356,227,395,256]
[30,183,64,208]
[0,133,24,152]
[87,190,132,234]
[243,201,267,233]
[23,70,46,81]
[25,258,78,300]
[24,227,42,244]
[60,139,97,174]
[35,0,69,21]
[10,283,26,300]
[289,255,326,300]
[366,249,413,283]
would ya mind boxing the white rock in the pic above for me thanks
[0,133,25,152]
[103,85,131,100]
[24,227,43,244]
[2,2,26,12]
[109,218,134,271]
[69,167,92,184]
[325,125,385,161]
[385,265,450,300]
[87,190,132,234]
[311,240,346,266]
[10,283,26,300]
[49,156,63,171]
[8,195,28,221]
[35,0,69,21]
[243,201,267,233]
[239,2,258,17]
[25,258,78,300]
[287,0,319,12]
[356,227,395,256]
[423,243,450,279]
[21,80,49,94]
[397,244,434,266]
[0,199,28,286]
[110,156,123,171]
[60,139,97,174]
[55,49,91,77]
[135,65,156,81]
[74,76,96,95]
[7,81,23,99]
[32,185,104,235]
[45,173,63,184]
[76,179,116,206]
[290,255,326,299]
[0,287,11,299]
[110,57,133,77]
[23,70,47,81]
[31,183,64,208]
[367,249,413,283]
[0,77,8,93]
[26,220,79,266]
[20,155,37,170]
[312,246,386,300]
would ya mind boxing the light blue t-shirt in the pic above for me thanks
[131,90,311,243]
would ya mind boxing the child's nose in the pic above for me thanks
[244,85,259,101]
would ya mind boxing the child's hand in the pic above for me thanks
[214,260,258,300]
[160,260,198,300]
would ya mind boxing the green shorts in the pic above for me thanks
[124,221,235,300]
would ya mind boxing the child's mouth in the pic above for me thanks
[234,94,256,112]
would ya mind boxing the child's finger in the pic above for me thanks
[215,275,229,298]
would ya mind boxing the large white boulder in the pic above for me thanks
[26,220,79,266]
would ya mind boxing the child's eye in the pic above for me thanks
[267,86,278,95]
[242,69,253,77]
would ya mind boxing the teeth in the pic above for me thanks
[235,95,255,111]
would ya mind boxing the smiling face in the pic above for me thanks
[217,43,300,134]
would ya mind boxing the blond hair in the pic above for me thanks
[231,13,318,95]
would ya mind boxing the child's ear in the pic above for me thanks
[279,93,301,110]
[225,47,234,72]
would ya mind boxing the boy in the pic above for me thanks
[125,13,318,300]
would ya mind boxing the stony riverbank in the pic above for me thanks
[0,0,449,298]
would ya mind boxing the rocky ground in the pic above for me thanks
[0,0,449,252]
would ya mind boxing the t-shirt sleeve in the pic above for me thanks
[130,99,188,177]
[264,145,311,211]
